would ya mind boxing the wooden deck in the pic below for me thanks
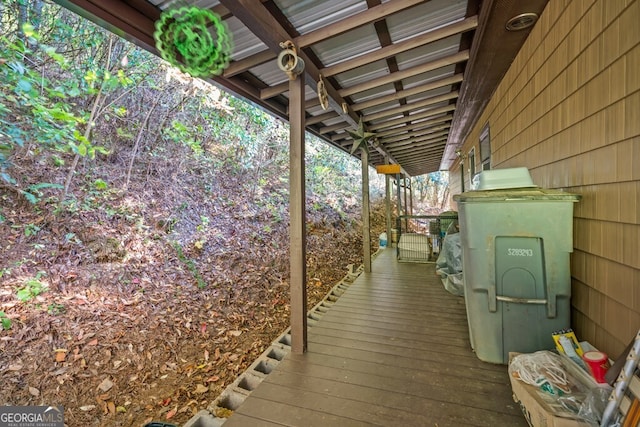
[223,248,527,426]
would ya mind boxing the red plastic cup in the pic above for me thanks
[582,351,610,383]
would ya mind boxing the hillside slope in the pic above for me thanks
[0,2,388,424]
[0,144,387,426]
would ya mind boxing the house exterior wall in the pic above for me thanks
[450,0,640,357]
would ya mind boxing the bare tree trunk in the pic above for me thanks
[33,1,44,31]
[61,36,114,203]
[17,1,28,32]
[124,103,156,191]
[440,186,450,210]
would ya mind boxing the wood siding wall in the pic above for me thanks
[450,0,640,357]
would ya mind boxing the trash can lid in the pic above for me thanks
[474,167,536,190]
[453,187,581,202]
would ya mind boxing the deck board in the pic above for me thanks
[223,249,526,426]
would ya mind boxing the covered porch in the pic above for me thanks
[222,248,526,426]
[43,0,640,424]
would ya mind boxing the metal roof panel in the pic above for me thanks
[386,0,467,43]
[274,0,366,34]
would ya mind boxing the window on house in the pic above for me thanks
[468,147,476,179]
[480,123,491,170]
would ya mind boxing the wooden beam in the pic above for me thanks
[352,75,463,112]
[380,123,451,142]
[361,148,371,273]
[381,125,450,141]
[398,157,443,165]
[399,160,443,169]
[395,146,446,157]
[397,161,443,171]
[392,143,447,157]
[385,174,392,246]
[330,132,349,142]
[380,126,450,144]
[375,114,453,138]
[363,91,458,122]
[296,0,426,48]
[339,50,469,97]
[368,104,457,131]
[322,16,478,77]
[52,0,158,52]
[288,75,307,354]
[260,82,288,100]
[219,0,358,124]
[219,1,405,170]
[306,111,339,126]
[319,122,350,134]
[388,136,448,151]
[222,0,425,78]
[224,50,274,78]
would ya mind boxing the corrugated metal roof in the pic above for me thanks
[52,0,549,175]
[387,0,467,42]
[311,25,380,67]
[274,0,366,34]
[226,17,268,61]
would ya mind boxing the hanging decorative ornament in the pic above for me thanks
[317,75,329,110]
[154,6,233,78]
[347,117,376,155]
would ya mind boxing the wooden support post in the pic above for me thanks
[396,174,402,233]
[289,74,307,354]
[361,149,371,273]
[385,174,391,245]
[409,177,414,216]
[403,177,408,230]
[403,178,408,216]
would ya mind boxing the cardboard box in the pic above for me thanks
[509,352,593,427]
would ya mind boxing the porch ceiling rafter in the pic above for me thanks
[368,104,457,131]
[223,0,425,78]
[381,127,451,145]
[363,91,459,122]
[51,0,548,179]
[374,114,453,138]
[351,75,463,112]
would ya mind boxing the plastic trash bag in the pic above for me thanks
[436,232,463,296]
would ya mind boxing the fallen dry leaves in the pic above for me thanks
[0,177,386,426]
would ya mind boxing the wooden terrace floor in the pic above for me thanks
[223,248,527,426]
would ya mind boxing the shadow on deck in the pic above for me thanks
[223,248,527,426]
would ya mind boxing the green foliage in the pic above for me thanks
[47,303,66,315]
[196,216,209,233]
[16,271,47,302]
[23,223,40,236]
[0,0,385,249]
[163,120,203,155]
[0,311,11,330]
[171,241,206,289]
[0,20,111,190]
[93,179,108,190]
[21,182,64,204]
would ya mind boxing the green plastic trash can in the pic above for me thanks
[453,168,581,364]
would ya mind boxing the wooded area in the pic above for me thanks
[0,1,448,425]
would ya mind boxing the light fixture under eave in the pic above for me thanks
[505,13,538,31]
